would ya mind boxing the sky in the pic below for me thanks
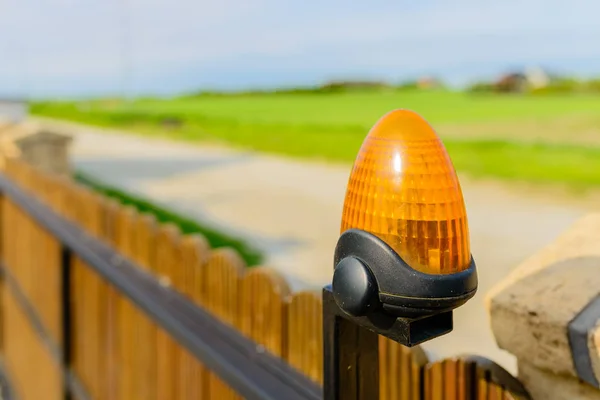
[1,0,600,98]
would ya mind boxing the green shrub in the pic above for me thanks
[529,78,581,95]
[466,82,495,93]
[75,172,264,266]
[584,79,600,93]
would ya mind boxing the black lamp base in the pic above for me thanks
[333,229,478,319]
[323,285,452,347]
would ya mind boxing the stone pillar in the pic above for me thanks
[487,214,600,400]
[0,121,73,176]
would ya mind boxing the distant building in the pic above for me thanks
[493,66,558,93]
[416,76,442,90]
[494,72,528,93]
[524,66,550,89]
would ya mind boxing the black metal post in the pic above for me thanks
[323,286,379,400]
[322,285,454,400]
[61,247,73,400]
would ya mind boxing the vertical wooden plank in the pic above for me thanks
[379,337,389,400]
[287,291,323,385]
[31,191,64,400]
[399,344,412,400]
[203,248,245,400]
[168,229,191,400]
[425,362,444,400]
[124,206,144,400]
[381,337,399,400]
[411,349,428,400]
[488,383,504,400]
[423,362,431,400]
[71,258,85,390]
[179,235,210,399]
[240,267,291,357]
[115,206,139,400]
[445,359,460,400]
[84,191,104,399]
[476,365,496,400]
[71,186,94,396]
[409,354,426,400]
[154,224,181,400]
[380,339,427,400]
[98,198,118,400]
[103,201,129,400]
[133,214,158,400]
[478,377,489,400]
[457,359,467,400]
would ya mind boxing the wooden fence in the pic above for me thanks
[0,156,529,400]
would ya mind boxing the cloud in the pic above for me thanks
[1,0,599,97]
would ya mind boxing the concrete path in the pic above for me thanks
[45,119,598,374]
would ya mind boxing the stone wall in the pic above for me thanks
[487,214,600,399]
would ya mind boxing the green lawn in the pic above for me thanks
[75,172,263,266]
[79,90,600,125]
[33,90,600,188]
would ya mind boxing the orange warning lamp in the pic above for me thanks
[330,109,477,342]
[341,109,470,275]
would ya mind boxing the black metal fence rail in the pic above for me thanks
[0,173,322,400]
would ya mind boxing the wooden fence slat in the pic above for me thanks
[179,235,210,399]
[287,291,323,385]
[98,198,119,399]
[381,337,400,400]
[457,359,474,400]
[204,248,245,400]
[240,267,291,358]
[114,206,139,400]
[379,337,390,400]
[400,343,412,400]
[133,213,159,400]
[85,192,105,398]
[425,362,444,400]
[410,348,427,400]
[478,376,489,400]
[444,359,459,400]
[489,383,504,400]
[154,224,182,400]
[379,335,428,400]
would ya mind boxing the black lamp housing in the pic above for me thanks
[330,228,478,346]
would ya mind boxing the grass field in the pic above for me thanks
[33,90,600,188]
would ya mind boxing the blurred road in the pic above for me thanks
[45,119,597,374]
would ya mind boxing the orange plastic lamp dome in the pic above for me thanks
[340,109,470,275]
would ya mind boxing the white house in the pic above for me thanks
[524,66,551,89]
